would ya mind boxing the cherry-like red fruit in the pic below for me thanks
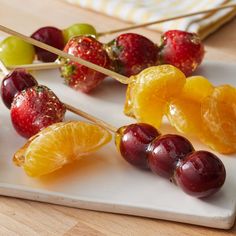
[1,69,38,109]
[175,151,226,198]
[31,26,64,62]
[115,123,160,169]
[148,134,194,178]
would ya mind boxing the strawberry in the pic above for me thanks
[11,85,66,138]
[60,36,110,93]
[107,33,159,77]
[159,30,204,76]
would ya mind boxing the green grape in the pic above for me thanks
[0,36,35,66]
[63,23,97,43]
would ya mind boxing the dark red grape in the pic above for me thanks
[1,69,38,109]
[115,123,160,169]
[147,134,194,178]
[175,151,226,198]
[31,26,64,62]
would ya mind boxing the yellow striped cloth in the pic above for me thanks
[66,0,236,38]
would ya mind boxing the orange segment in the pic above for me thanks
[167,98,202,135]
[13,121,112,177]
[201,85,236,153]
[198,127,235,154]
[124,65,186,127]
[182,76,214,102]
[166,75,213,135]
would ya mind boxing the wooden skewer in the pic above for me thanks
[64,103,117,133]
[0,60,117,133]
[98,3,236,36]
[0,24,129,85]
[7,61,61,71]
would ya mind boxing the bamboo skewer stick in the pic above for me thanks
[98,3,236,36]
[0,60,117,133]
[7,61,61,71]
[64,103,117,133]
[0,24,129,85]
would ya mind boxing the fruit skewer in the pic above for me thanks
[0,60,116,134]
[2,29,204,89]
[0,60,226,198]
[98,3,236,36]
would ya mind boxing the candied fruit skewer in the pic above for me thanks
[1,30,204,95]
[98,3,236,37]
[4,29,204,79]
[2,30,204,94]
[0,60,116,134]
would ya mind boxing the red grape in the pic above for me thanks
[1,69,38,109]
[148,134,194,178]
[115,123,160,169]
[31,26,64,62]
[175,151,226,198]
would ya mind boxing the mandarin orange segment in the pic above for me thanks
[124,65,186,127]
[182,76,214,102]
[166,98,202,135]
[166,76,213,136]
[201,85,236,153]
[166,97,235,153]
[13,121,112,177]
[198,127,236,154]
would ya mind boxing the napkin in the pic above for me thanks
[66,0,236,39]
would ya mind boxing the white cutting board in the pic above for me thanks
[0,61,235,229]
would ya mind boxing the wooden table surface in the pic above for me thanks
[0,0,236,235]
